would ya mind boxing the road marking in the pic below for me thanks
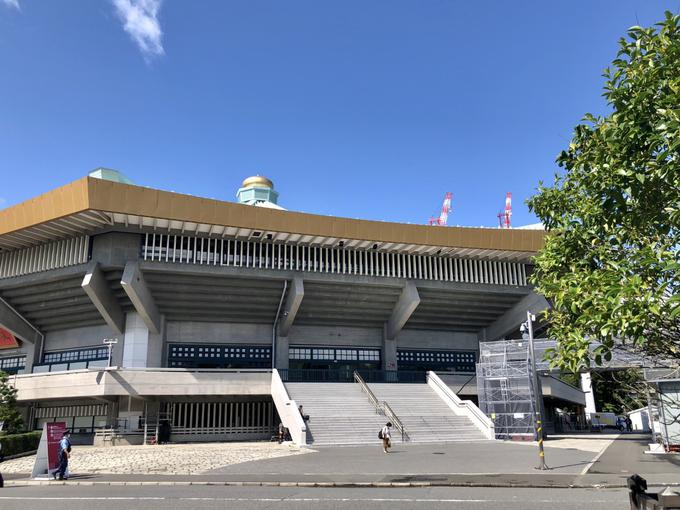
[0,496,621,503]
[579,434,619,475]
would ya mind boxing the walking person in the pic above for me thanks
[56,430,72,480]
[380,422,392,453]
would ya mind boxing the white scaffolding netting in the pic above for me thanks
[476,340,538,439]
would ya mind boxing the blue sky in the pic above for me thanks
[0,1,677,227]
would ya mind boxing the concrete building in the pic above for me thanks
[0,170,581,445]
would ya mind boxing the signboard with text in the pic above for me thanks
[31,422,67,478]
[47,422,66,471]
[0,328,19,349]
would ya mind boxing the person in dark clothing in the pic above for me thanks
[158,420,171,444]
[298,405,309,422]
[56,430,71,480]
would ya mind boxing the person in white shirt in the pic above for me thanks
[380,422,392,453]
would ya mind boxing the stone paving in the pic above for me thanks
[0,442,312,475]
[539,435,618,453]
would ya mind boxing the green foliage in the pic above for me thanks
[592,369,648,413]
[0,431,41,457]
[528,12,680,371]
[0,370,23,433]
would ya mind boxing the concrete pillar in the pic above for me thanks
[276,335,290,370]
[278,277,304,337]
[122,312,149,368]
[0,297,42,372]
[81,262,125,334]
[382,325,397,371]
[386,281,420,340]
[105,398,120,428]
[121,261,161,334]
[91,232,141,268]
[580,372,597,414]
[24,339,42,373]
[146,315,165,368]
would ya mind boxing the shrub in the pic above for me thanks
[0,431,41,457]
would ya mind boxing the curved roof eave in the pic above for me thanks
[0,177,546,257]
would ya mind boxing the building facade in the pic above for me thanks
[0,172,556,443]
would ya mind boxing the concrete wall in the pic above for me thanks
[146,315,165,368]
[286,325,383,347]
[396,329,479,351]
[166,321,271,344]
[14,368,273,401]
[91,232,141,268]
[43,324,122,364]
[39,319,480,370]
[122,312,150,368]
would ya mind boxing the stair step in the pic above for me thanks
[285,381,488,446]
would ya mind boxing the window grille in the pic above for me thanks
[142,233,528,286]
[397,349,477,373]
[0,236,89,279]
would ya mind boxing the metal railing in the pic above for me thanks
[279,368,427,383]
[353,371,382,412]
[354,371,408,442]
[142,233,529,287]
[382,401,409,442]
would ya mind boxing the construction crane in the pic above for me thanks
[497,192,512,228]
[429,192,452,226]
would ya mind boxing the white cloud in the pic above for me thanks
[111,0,164,60]
[1,0,20,10]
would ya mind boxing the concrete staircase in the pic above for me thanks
[368,383,489,443]
[285,382,398,446]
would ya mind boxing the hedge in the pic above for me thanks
[0,431,41,457]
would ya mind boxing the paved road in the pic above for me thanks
[0,485,630,510]
[207,440,596,476]
[588,434,680,475]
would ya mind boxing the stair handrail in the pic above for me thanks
[427,371,495,440]
[353,371,382,413]
[381,400,409,443]
[353,371,409,442]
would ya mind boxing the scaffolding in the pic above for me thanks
[476,340,539,439]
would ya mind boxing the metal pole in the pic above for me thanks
[527,311,549,470]
[104,338,118,368]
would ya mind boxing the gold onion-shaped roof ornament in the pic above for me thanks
[241,175,274,189]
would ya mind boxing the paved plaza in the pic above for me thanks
[1,434,678,489]
[1,442,310,475]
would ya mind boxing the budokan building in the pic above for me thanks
[0,170,586,446]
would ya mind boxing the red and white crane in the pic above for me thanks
[497,192,512,229]
[429,192,452,226]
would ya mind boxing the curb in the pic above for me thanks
[4,479,680,489]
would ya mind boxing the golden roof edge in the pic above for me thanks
[0,176,546,253]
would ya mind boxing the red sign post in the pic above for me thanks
[47,422,66,472]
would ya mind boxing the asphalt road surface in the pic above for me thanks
[0,485,630,509]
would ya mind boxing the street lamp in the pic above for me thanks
[521,311,550,470]
[103,338,118,368]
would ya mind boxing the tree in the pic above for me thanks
[527,12,680,372]
[0,370,23,433]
